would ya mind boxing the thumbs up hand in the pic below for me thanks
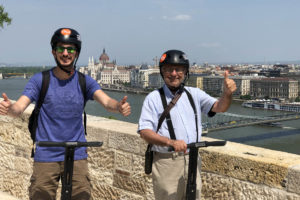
[223,71,236,96]
[117,96,131,116]
[0,93,12,115]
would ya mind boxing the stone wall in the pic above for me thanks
[1,100,300,199]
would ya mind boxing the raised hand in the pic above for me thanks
[0,93,12,115]
[118,96,131,116]
[223,71,236,96]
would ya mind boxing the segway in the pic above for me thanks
[169,140,226,200]
[37,141,103,200]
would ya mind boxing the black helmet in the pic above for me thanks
[50,28,81,54]
[159,49,189,77]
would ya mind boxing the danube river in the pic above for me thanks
[1,77,300,155]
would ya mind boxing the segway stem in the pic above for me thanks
[167,140,226,200]
[37,141,103,200]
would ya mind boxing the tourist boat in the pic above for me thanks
[242,100,300,112]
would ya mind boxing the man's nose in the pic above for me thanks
[171,69,177,75]
[62,49,69,56]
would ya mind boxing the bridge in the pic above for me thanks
[202,112,300,132]
[0,73,31,79]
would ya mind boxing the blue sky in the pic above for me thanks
[0,0,300,66]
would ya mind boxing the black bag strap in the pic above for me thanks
[158,88,183,140]
[183,88,199,142]
[77,71,87,135]
[157,87,199,142]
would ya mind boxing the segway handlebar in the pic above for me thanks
[36,141,103,148]
[168,140,226,152]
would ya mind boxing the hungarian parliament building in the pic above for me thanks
[79,49,164,89]
[79,49,131,85]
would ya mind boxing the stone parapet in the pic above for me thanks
[0,99,300,199]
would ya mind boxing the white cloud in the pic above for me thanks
[162,14,192,21]
[174,14,191,21]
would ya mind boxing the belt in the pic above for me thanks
[153,151,189,159]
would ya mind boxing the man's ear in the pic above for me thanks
[52,50,56,58]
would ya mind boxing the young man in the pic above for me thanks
[0,28,131,200]
[138,49,236,199]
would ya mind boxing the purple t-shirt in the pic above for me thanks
[23,68,101,162]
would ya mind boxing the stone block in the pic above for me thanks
[113,173,147,195]
[91,183,121,200]
[86,126,109,148]
[108,131,140,153]
[202,172,300,200]
[115,151,132,172]
[287,164,300,194]
[13,156,32,175]
[0,169,30,200]
[200,149,287,189]
[132,153,147,178]
[88,148,115,170]
[89,168,114,185]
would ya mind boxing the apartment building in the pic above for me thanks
[148,72,164,89]
[130,64,160,88]
[251,78,298,100]
[202,75,253,97]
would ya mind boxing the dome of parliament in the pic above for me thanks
[99,48,109,62]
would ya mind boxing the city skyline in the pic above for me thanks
[1,0,300,66]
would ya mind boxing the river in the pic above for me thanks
[1,77,300,155]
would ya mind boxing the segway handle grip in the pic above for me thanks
[167,140,226,152]
[36,141,103,148]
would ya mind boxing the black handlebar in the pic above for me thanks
[188,141,226,148]
[36,141,103,148]
[168,140,226,152]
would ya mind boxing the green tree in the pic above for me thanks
[240,95,251,100]
[0,5,12,29]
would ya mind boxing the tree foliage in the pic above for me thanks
[0,5,12,29]
[0,66,52,74]
[240,95,252,100]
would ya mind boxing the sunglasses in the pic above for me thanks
[55,46,77,54]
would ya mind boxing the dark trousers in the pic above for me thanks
[29,159,91,200]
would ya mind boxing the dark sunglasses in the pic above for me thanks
[56,46,77,54]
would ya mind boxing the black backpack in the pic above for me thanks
[28,70,87,156]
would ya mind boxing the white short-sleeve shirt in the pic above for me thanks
[138,85,217,153]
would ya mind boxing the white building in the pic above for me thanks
[131,64,160,88]
[203,75,256,97]
[148,73,164,89]
[79,49,131,85]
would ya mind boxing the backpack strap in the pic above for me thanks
[77,71,87,135]
[37,70,51,112]
[30,70,50,157]
[158,88,177,140]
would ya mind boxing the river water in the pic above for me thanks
[1,77,300,155]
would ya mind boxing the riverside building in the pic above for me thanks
[130,64,160,88]
[251,77,298,101]
[79,48,130,85]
